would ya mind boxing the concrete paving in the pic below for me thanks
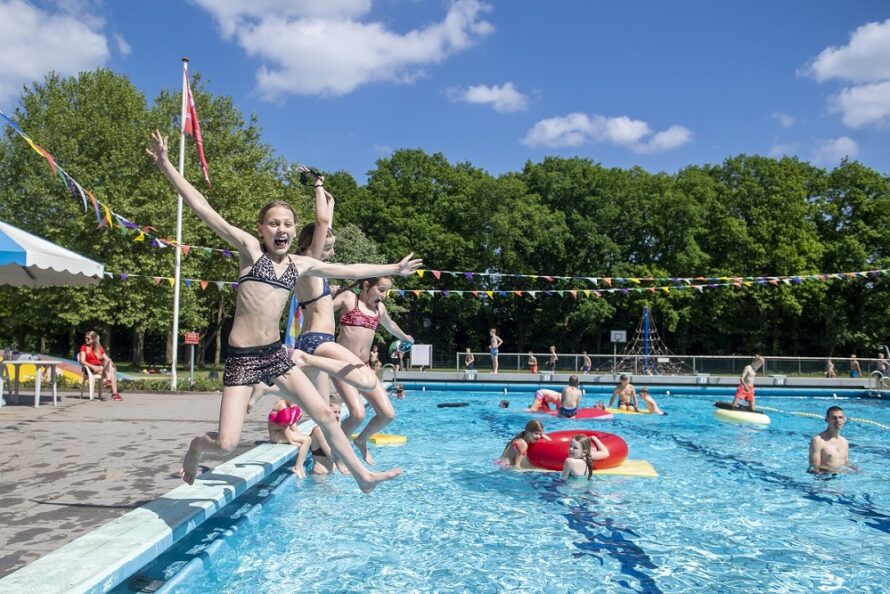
[0,390,270,579]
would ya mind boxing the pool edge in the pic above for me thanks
[0,441,301,594]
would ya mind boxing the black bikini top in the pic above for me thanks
[298,278,331,309]
[237,253,299,291]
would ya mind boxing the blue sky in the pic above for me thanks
[2,0,890,181]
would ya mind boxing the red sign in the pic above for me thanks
[184,332,200,345]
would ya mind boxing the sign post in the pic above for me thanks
[184,331,199,386]
[610,330,627,372]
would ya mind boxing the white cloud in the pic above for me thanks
[193,0,494,98]
[521,112,692,154]
[804,18,890,131]
[0,0,109,106]
[768,142,798,157]
[771,112,795,128]
[448,82,527,112]
[812,136,859,165]
[191,0,372,37]
[114,33,131,57]
[829,80,890,128]
[804,19,890,83]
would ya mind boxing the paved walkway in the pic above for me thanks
[0,390,270,578]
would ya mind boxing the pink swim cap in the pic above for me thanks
[268,405,302,426]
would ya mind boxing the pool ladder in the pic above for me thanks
[382,363,398,387]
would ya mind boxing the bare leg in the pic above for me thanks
[282,428,311,478]
[291,343,377,392]
[353,383,396,465]
[333,377,367,438]
[104,361,118,394]
[492,355,498,374]
[274,368,400,493]
[180,385,253,484]
[247,383,278,413]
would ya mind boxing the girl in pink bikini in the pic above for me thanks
[332,277,413,464]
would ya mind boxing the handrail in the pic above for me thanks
[381,363,397,384]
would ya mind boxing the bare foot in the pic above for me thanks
[357,467,402,494]
[354,439,374,465]
[179,439,202,485]
[290,350,309,368]
[312,464,330,475]
[292,465,307,478]
[336,459,351,475]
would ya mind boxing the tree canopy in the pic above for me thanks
[0,69,886,365]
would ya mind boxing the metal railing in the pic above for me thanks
[453,352,889,378]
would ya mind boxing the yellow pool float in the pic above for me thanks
[351,433,408,446]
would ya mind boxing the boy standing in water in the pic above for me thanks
[730,355,764,411]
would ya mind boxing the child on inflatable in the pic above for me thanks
[499,420,551,469]
[528,388,561,412]
[561,434,611,480]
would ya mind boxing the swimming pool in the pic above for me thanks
[131,389,890,593]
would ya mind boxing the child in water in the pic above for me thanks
[561,434,610,480]
[499,420,551,468]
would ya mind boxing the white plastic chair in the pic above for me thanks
[80,365,99,400]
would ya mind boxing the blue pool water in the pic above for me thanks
[156,390,890,593]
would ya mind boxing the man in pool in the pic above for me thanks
[730,355,764,411]
[808,406,853,474]
[638,387,665,415]
[608,374,639,411]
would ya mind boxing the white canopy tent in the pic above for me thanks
[0,219,105,287]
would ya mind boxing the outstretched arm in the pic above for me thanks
[380,305,412,343]
[299,253,422,280]
[146,130,255,252]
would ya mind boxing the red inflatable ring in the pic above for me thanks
[526,430,628,472]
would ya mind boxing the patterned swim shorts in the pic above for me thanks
[294,332,335,355]
[224,341,294,387]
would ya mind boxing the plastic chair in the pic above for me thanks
[80,365,99,401]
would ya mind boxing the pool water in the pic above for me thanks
[165,390,890,593]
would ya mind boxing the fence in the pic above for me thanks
[451,352,887,378]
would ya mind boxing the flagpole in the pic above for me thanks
[172,57,189,391]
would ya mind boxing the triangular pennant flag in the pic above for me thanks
[485,291,494,298]
[514,290,523,297]
[215,282,225,291]
[181,245,191,257]
[153,277,162,285]
[200,280,209,290]
[603,278,612,286]
[471,290,479,297]
[431,270,441,280]
[464,272,474,280]
[412,289,421,297]
[167,278,175,287]
[184,279,193,288]
[135,232,145,242]
[416,270,425,278]
[426,290,435,296]
[570,290,577,299]
[120,272,128,281]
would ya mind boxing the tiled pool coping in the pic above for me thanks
[0,440,301,594]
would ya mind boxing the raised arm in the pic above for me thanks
[304,170,333,259]
[608,388,619,408]
[589,435,611,461]
[146,130,255,252]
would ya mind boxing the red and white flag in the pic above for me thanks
[183,73,210,186]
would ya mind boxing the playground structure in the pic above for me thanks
[601,307,692,375]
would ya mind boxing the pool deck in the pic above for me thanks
[0,390,298,592]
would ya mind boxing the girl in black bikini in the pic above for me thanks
[147,130,420,493]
